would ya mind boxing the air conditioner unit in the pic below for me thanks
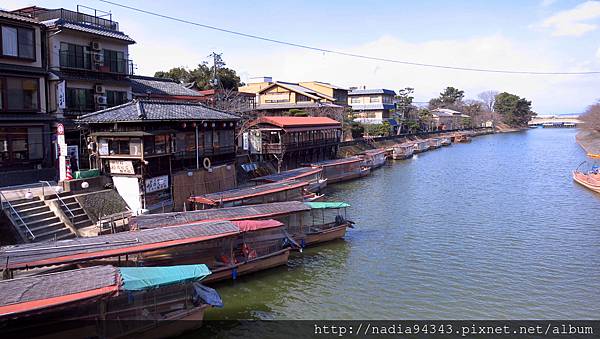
[95,95,107,105]
[93,52,104,64]
[91,41,102,51]
[94,84,105,94]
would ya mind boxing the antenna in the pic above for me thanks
[208,52,224,90]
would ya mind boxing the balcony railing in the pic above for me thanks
[59,50,133,75]
[34,8,119,31]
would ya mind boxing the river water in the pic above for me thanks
[201,128,600,328]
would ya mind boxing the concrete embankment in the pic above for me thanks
[494,123,529,133]
[576,129,600,155]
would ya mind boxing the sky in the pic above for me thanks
[3,0,600,114]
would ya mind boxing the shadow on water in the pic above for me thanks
[190,129,600,336]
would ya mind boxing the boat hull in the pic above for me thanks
[572,171,600,193]
[304,224,348,246]
[202,248,290,284]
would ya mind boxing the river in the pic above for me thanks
[197,128,600,333]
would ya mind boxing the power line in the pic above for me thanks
[99,0,600,76]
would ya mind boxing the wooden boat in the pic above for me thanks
[251,167,327,192]
[391,143,414,160]
[572,169,600,193]
[0,265,222,338]
[359,148,387,170]
[428,138,442,149]
[132,201,354,248]
[188,180,309,210]
[0,219,297,284]
[304,157,370,184]
[452,133,471,143]
[412,140,430,153]
[440,137,452,146]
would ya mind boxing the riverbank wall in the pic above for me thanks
[576,129,600,155]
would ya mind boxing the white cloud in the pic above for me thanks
[596,47,600,60]
[219,34,599,114]
[541,0,558,7]
[538,1,600,37]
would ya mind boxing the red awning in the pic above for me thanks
[232,219,283,232]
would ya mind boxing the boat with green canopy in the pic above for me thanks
[0,264,222,338]
[132,201,354,247]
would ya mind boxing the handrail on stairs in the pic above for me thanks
[39,181,75,220]
[0,191,35,241]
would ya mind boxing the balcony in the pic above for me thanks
[59,50,133,75]
[23,7,119,31]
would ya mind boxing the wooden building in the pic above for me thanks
[79,99,240,214]
[245,116,342,170]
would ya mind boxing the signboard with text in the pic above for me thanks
[109,160,135,175]
[145,175,169,193]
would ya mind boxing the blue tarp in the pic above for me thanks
[306,202,351,209]
[193,283,224,308]
[119,265,212,291]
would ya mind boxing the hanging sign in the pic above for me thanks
[145,175,169,193]
[109,160,135,175]
[58,81,66,109]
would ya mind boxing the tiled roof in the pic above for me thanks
[259,82,336,101]
[0,266,117,309]
[78,100,240,123]
[131,76,203,97]
[349,89,396,96]
[0,10,40,24]
[42,18,135,43]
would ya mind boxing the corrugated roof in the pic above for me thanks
[189,181,309,205]
[252,167,322,183]
[131,76,202,97]
[0,266,118,312]
[42,18,135,43]
[252,116,341,128]
[78,100,240,123]
[349,89,396,96]
[134,201,310,229]
[305,156,363,167]
[0,220,240,269]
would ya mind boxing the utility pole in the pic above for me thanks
[208,52,224,90]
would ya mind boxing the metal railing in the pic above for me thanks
[0,191,35,241]
[59,50,133,75]
[40,181,75,221]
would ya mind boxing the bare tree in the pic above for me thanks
[581,101,600,131]
[477,90,499,112]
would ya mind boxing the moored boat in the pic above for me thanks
[251,167,327,192]
[391,143,414,160]
[453,133,471,143]
[359,148,387,170]
[572,164,600,193]
[132,201,354,248]
[0,219,297,284]
[0,264,222,338]
[440,137,452,146]
[412,140,430,153]
[428,138,442,149]
[304,157,370,184]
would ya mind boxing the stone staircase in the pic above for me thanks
[3,197,76,242]
[55,195,94,230]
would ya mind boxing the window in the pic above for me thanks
[154,135,167,154]
[296,94,310,102]
[108,138,130,155]
[1,25,34,59]
[0,77,39,111]
[351,97,360,103]
[103,49,125,73]
[106,90,128,107]
[60,43,90,69]
[66,88,94,111]
[0,127,43,165]
[369,96,380,103]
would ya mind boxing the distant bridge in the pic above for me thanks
[528,115,583,128]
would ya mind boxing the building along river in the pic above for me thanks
[197,128,600,333]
